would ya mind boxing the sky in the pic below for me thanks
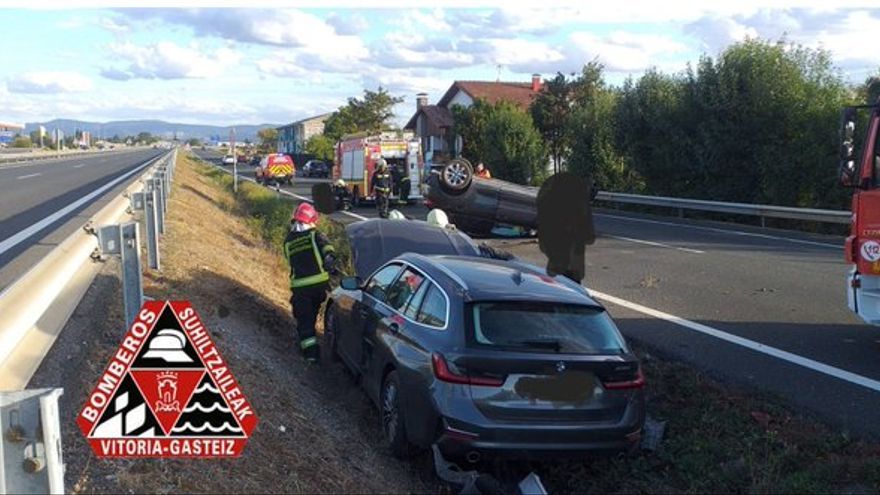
[1,1,880,128]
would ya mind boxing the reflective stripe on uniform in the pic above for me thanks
[287,230,330,288]
[300,336,317,349]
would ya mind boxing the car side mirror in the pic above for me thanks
[341,277,362,291]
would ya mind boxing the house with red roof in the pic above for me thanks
[404,74,544,163]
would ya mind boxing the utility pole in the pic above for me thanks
[231,127,238,193]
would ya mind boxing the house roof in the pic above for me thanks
[437,81,540,110]
[403,105,454,134]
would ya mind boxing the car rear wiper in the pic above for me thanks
[513,339,562,352]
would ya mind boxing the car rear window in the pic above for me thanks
[469,302,627,355]
[416,284,447,328]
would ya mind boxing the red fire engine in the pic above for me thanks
[334,131,423,205]
[840,96,880,325]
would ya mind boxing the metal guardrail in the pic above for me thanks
[594,191,852,226]
[0,149,177,391]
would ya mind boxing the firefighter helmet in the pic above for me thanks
[292,202,319,224]
[426,209,449,228]
[377,158,388,170]
[335,179,346,187]
[388,210,405,220]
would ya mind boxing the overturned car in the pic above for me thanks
[322,218,645,463]
[422,159,598,237]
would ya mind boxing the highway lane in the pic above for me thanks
[0,148,165,291]
[193,150,880,438]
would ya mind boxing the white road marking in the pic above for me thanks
[590,289,880,394]
[606,234,704,254]
[0,160,154,257]
[16,173,41,180]
[73,164,85,168]
[596,213,842,249]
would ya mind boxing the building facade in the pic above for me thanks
[277,113,332,155]
[404,75,544,164]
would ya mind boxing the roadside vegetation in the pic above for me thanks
[191,151,880,494]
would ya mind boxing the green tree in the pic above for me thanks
[257,127,278,154]
[450,99,494,165]
[11,135,32,148]
[186,138,202,147]
[530,72,574,175]
[136,132,157,144]
[324,87,404,141]
[304,134,335,161]
[482,101,548,185]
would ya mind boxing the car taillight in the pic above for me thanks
[431,353,504,387]
[602,367,645,390]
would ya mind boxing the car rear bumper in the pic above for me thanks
[435,407,644,460]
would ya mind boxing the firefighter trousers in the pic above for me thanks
[376,191,390,218]
[290,282,329,361]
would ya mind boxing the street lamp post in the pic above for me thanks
[231,127,238,193]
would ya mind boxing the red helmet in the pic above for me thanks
[292,202,318,224]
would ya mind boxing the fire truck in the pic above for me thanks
[334,131,423,205]
[255,153,295,186]
[840,97,880,325]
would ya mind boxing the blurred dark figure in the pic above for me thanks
[311,182,336,214]
[537,172,596,283]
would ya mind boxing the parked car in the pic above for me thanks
[222,154,235,165]
[249,155,262,167]
[303,160,330,178]
[323,219,645,462]
[237,154,248,164]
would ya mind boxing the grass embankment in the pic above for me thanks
[191,153,880,494]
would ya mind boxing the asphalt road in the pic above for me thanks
[0,148,165,291]
[192,150,880,440]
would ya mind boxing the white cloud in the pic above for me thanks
[326,12,369,35]
[103,41,243,80]
[568,31,690,72]
[7,71,93,94]
[486,38,567,72]
[97,16,131,35]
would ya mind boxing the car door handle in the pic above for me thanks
[388,322,400,334]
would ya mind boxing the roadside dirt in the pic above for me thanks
[29,153,439,494]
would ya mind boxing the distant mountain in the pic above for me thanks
[23,119,281,142]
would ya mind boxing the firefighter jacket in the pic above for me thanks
[371,169,392,195]
[282,228,336,289]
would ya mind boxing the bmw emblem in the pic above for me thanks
[556,361,566,373]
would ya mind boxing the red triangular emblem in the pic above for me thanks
[77,301,258,458]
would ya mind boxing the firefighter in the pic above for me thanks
[397,167,411,205]
[332,179,351,211]
[371,158,392,218]
[283,202,337,363]
[475,162,492,179]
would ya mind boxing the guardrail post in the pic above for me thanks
[760,216,766,228]
[153,177,166,235]
[120,222,143,328]
[144,189,160,270]
[96,223,143,328]
[0,388,65,494]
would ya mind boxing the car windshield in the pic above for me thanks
[470,302,627,355]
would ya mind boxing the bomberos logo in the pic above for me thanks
[77,300,258,458]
